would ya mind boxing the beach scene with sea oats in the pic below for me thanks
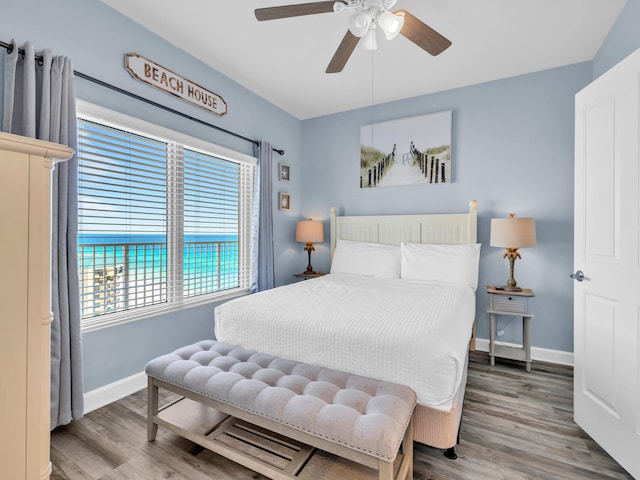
[360,110,452,188]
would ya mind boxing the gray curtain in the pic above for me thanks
[2,40,83,429]
[250,141,275,292]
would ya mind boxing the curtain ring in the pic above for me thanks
[6,44,13,54]
[37,56,44,66]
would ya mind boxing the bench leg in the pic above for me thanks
[379,460,394,480]
[403,417,414,480]
[379,417,413,480]
[147,376,159,442]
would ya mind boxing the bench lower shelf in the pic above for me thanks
[154,397,407,480]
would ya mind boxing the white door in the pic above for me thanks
[574,48,640,479]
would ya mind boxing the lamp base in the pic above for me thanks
[303,243,316,275]
[502,248,523,292]
[501,284,522,292]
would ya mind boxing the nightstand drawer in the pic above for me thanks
[490,294,531,314]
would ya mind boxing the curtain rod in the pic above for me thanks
[0,40,285,156]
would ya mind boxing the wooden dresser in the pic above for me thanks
[0,132,73,480]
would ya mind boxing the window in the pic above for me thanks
[76,102,256,331]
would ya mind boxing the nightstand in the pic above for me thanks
[293,272,326,280]
[486,286,535,372]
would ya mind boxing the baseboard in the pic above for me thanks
[475,338,574,366]
[83,371,146,414]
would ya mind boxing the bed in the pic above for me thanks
[214,201,479,453]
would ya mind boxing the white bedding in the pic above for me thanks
[214,273,476,409]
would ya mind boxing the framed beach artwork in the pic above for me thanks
[279,192,291,211]
[360,110,452,188]
[279,163,290,182]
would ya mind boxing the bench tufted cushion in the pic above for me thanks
[145,340,416,461]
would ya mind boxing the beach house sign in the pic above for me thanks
[125,53,228,116]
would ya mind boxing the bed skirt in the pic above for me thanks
[412,352,468,449]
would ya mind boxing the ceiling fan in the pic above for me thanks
[255,0,451,73]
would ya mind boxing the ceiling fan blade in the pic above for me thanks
[326,30,360,73]
[394,10,452,56]
[255,1,342,21]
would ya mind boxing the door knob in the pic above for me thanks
[570,270,585,282]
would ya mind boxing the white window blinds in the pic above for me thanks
[182,147,242,297]
[77,105,255,330]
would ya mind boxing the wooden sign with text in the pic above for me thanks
[125,53,227,116]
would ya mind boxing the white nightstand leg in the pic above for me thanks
[523,316,531,372]
[489,312,496,366]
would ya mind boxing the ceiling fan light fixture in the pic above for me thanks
[348,11,371,37]
[253,1,452,74]
[378,10,404,40]
[360,27,378,50]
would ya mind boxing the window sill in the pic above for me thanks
[80,287,250,333]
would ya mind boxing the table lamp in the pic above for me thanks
[490,213,536,292]
[295,219,324,274]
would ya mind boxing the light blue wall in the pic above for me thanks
[0,0,302,391]
[3,0,639,391]
[593,0,640,78]
[296,1,640,356]
[300,63,593,353]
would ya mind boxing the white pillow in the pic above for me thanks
[400,242,481,290]
[330,239,401,278]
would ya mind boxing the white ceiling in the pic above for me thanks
[102,0,626,120]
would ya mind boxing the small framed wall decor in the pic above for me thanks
[279,192,291,211]
[279,163,290,182]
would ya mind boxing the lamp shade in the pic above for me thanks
[349,11,371,37]
[378,10,404,40]
[360,27,378,50]
[490,216,536,248]
[296,220,324,243]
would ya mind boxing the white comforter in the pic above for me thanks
[214,273,476,409]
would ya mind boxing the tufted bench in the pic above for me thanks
[146,340,416,480]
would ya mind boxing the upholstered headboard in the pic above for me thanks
[330,200,478,259]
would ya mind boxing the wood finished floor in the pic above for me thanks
[51,352,634,480]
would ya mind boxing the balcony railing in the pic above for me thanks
[79,240,239,319]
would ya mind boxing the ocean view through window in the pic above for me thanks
[76,102,256,330]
